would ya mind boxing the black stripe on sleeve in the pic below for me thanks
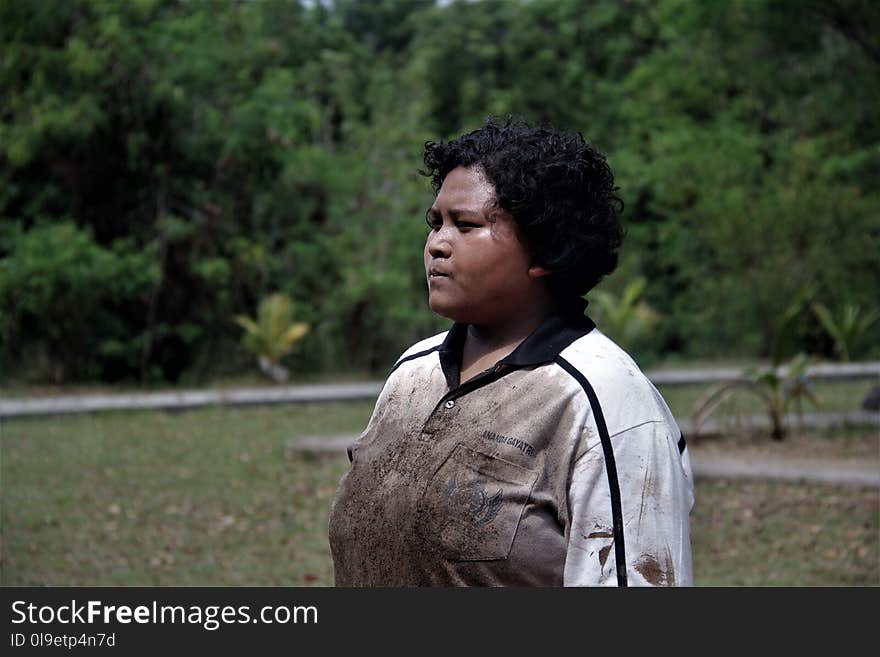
[556,356,628,587]
[388,346,440,375]
[677,434,686,454]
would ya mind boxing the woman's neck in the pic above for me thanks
[468,294,556,346]
[459,302,554,383]
[466,314,544,352]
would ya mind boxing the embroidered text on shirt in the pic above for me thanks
[481,430,536,457]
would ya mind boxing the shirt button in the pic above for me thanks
[444,400,455,409]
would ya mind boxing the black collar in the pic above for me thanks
[438,299,596,389]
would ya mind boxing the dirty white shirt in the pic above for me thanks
[329,313,694,586]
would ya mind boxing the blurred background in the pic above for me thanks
[1,0,877,586]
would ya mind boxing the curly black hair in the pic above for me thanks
[421,116,624,299]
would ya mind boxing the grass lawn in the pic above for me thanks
[2,398,877,586]
[1,403,371,586]
[692,479,878,585]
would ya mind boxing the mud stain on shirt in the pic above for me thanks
[586,530,613,539]
[634,551,676,586]
[598,543,613,570]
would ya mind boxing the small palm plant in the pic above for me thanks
[590,277,660,349]
[691,289,820,441]
[811,303,878,362]
[234,293,310,383]
[691,353,820,441]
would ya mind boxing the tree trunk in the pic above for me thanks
[258,356,289,383]
[770,409,786,441]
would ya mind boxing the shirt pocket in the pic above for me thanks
[416,443,538,562]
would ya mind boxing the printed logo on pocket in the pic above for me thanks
[443,475,503,525]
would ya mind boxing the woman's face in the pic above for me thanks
[424,166,546,327]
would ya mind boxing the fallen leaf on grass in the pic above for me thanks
[217,515,236,530]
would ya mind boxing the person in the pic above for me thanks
[328,117,694,586]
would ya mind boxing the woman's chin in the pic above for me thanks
[428,296,468,323]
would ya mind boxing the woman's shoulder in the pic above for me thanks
[558,328,640,376]
[390,330,448,371]
[557,329,676,432]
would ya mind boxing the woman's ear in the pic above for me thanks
[528,264,552,279]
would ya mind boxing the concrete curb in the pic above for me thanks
[2,361,877,418]
[0,383,384,417]
[688,453,880,488]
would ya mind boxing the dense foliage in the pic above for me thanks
[1,0,877,383]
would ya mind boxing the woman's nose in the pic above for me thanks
[426,228,452,258]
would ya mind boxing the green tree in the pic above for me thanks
[2,0,877,383]
[0,222,158,382]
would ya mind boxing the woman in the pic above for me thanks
[328,117,694,586]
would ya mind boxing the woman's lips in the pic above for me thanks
[427,270,451,288]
